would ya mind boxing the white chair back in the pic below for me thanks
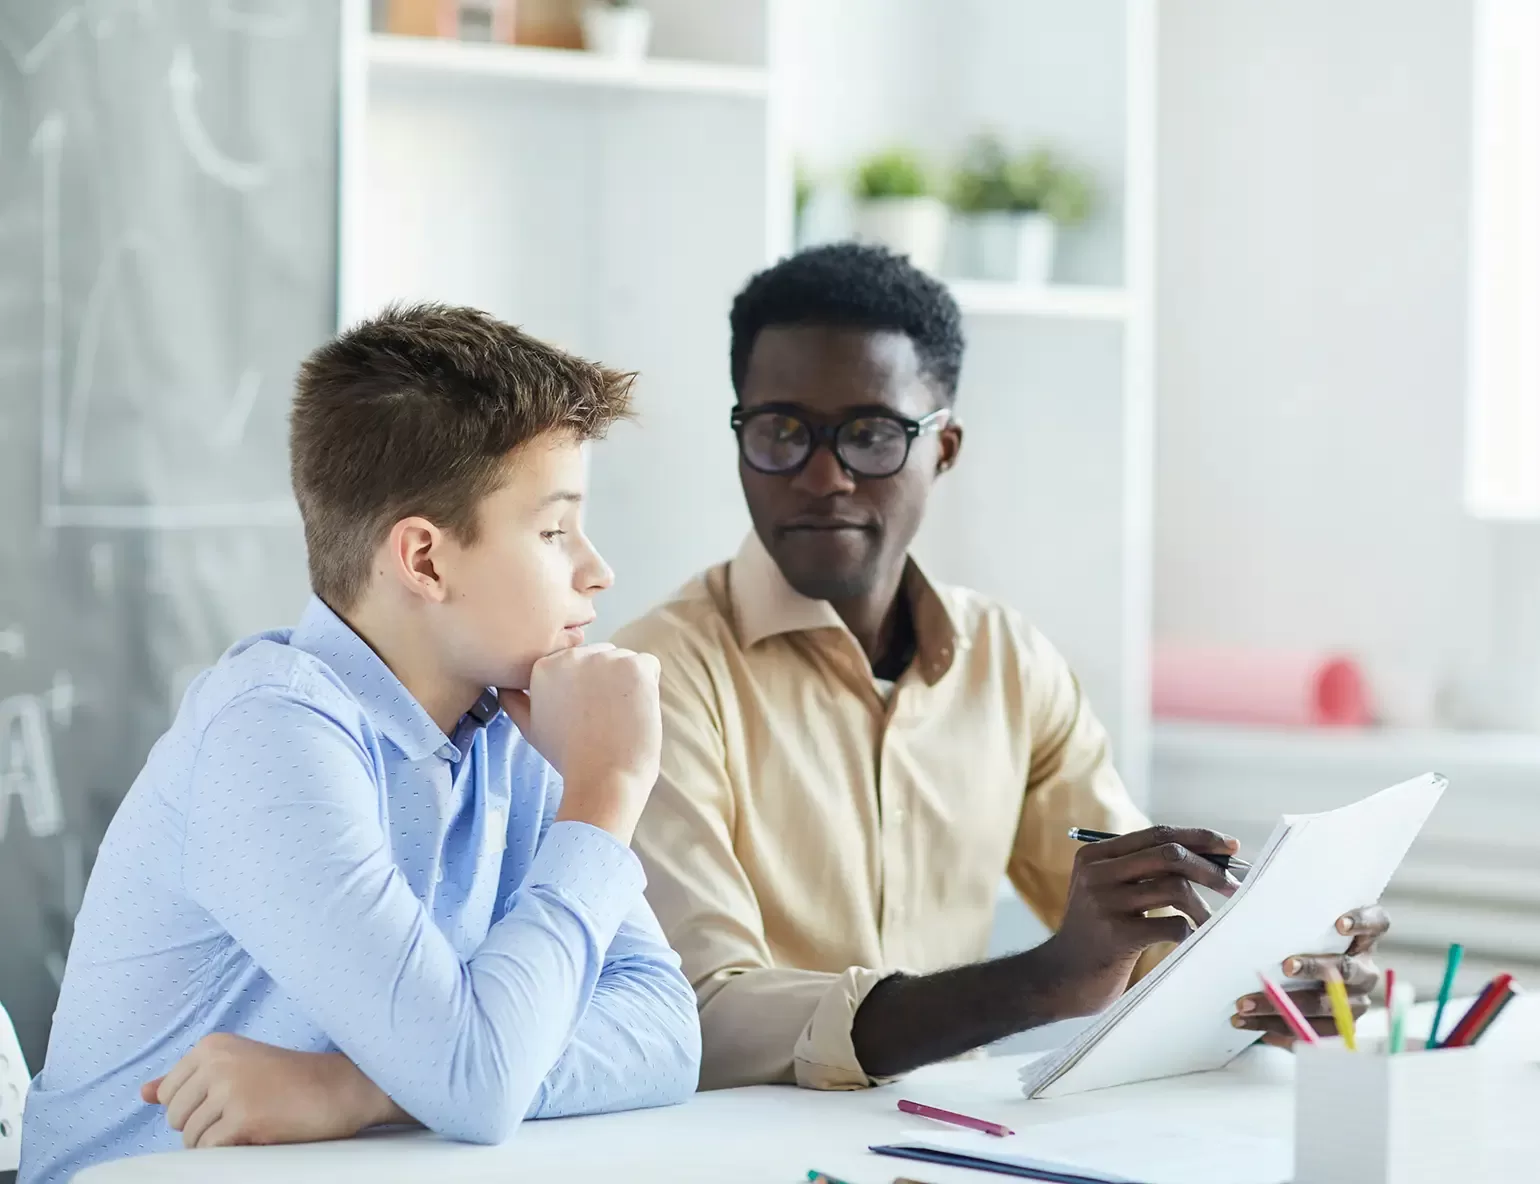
[0,999,28,1173]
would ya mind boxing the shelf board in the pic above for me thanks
[947,280,1129,321]
[1152,720,1540,773]
[367,34,770,99]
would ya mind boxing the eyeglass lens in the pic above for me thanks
[738,412,914,477]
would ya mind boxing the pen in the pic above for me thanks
[1067,827,1252,878]
[1256,972,1319,1045]
[1322,963,1357,1050]
[898,1099,1014,1137]
[1439,973,1514,1049]
[1442,974,1516,1048]
[1426,942,1463,1048]
[1467,983,1520,1046]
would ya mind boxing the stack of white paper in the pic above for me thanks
[1020,774,1446,1098]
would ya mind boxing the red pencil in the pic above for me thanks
[1465,984,1521,1045]
[898,1099,1014,1138]
[1440,973,1514,1049]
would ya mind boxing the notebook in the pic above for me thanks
[1020,774,1446,1098]
[872,1116,1291,1184]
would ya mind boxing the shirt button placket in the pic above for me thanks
[878,722,908,962]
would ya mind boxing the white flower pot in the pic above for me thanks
[852,196,949,273]
[956,211,1057,284]
[581,4,652,61]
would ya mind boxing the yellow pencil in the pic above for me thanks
[1323,963,1357,1050]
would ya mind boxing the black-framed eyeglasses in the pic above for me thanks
[730,404,951,479]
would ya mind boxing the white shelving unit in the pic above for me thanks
[339,0,784,631]
[948,280,1129,321]
[781,0,1157,797]
[367,32,770,97]
[338,1,1157,800]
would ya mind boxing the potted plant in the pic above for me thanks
[948,136,1094,284]
[581,0,652,61]
[850,148,948,273]
[793,161,814,250]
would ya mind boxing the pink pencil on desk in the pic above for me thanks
[897,1099,1014,1137]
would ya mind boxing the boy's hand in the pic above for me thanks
[140,1033,411,1148]
[499,643,662,844]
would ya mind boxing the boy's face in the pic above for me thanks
[430,432,612,691]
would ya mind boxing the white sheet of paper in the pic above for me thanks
[1021,773,1446,1098]
[890,1117,1292,1184]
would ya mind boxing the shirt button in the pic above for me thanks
[891,808,907,825]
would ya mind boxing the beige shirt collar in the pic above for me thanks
[727,532,971,682]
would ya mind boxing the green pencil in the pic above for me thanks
[1427,942,1463,1049]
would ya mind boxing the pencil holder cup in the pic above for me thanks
[1294,1039,1492,1184]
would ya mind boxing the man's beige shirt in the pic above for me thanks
[613,533,1155,1092]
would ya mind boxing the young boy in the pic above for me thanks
[19,305,701,1183]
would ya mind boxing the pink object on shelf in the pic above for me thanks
[1152,643,1372,727]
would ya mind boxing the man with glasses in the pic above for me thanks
[614,243,1386,1090]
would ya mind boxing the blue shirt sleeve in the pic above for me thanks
[181,682,650,1144]
[508,758,701,1117]
[525,898,702,1119]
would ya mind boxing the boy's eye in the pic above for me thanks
[540,529,566,542]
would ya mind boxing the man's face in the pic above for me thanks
[428,432,613,690]
[736,325,962,603]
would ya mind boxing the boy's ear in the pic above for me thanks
[387,516,449,604]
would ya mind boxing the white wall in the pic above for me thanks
[1154,0,1539,723]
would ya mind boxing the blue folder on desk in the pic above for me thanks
[871,1141,1136,1184]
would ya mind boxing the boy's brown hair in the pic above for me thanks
[290,303,634,610]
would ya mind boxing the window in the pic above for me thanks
[1466,0,1540,518]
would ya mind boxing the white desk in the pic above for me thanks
[77,1001,1540,1184]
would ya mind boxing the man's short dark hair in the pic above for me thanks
[290,303,634,610]
[728,242,965,400]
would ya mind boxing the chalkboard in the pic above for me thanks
[0,0,339,1077]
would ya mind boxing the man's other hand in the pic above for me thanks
[1230,905,1389,1046]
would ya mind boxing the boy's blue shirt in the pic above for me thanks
[20,596,700,1184]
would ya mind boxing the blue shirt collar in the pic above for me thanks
[290,596,498,762]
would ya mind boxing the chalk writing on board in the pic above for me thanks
[168,45,269,190]
[33,110,64,521]
[61,233,151,490]
[46,672,75,729]
[25,92,294,530]
[0,692,65,841]
[212,367,265,449]
[22,7,80,75]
